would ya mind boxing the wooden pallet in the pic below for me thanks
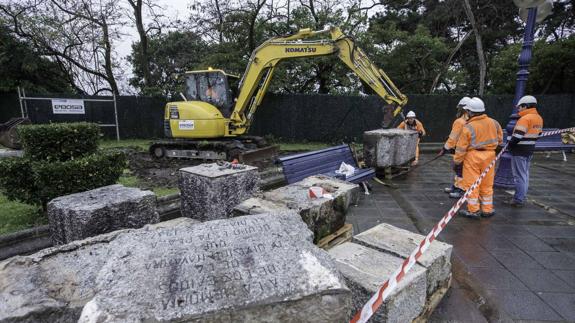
[317,223,353,250]
[413,276,453,323]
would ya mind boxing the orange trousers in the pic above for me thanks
[415,138,420,161]
[460,150,496,213]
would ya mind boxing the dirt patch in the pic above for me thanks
[125,149,202,188]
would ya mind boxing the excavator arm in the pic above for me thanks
[229,26,408,135]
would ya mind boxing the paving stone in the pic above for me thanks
[528,251,575,270]
[511,269,574,293]
[541,237,575,253]
[484,289,563,321]
[47,184,159,245]
[467,267,528,290]
[328,242,426,323]
[539,293,575,321]
[490,250,544,269]
[179,163,259,221]
[2,213,352,323]
[363,129,419,168]
[234,175,359,242]
[353,223,452,296]
[552,270,575,289]
[506,235,556,252]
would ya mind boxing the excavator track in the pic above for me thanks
[149,136,277,165]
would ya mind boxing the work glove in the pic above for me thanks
[418,131,424,138]
[453,163,463,174]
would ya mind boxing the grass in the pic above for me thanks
[0,194,44,235]
[100,139,151,151]
[278,142,331,151]
[118,171,178,197]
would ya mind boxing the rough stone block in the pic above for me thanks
[363,129,419,168]
[179,163,259,221]
[328,242,427,323]
[0,218,197,322]
[1,213,351,323]
[234,175,360,242]
[353,223,453,296]
[47,184,159,245]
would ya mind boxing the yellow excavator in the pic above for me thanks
[150,26,408,160]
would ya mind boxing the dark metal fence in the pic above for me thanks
[1,91,573,142]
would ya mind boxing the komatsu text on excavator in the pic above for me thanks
[150,26,408,160]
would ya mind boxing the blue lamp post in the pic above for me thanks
[494,7,539,188]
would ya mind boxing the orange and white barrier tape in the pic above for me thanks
[351,126,574,323]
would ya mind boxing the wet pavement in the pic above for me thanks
[348,152,575,322]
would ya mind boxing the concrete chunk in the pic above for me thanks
[47,184,159,245]
[234,175,360,242]
[354,223,453,296]
[179,163,259,221]
[363,129,419,168]
[328,242,426,323]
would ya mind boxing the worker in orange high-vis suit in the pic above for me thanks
[454,97,503,219]
[398,111,426,165]
[439,97,471,198]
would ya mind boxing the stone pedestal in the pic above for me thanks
[363,129,419,168]
[0,213,351,322]
[179,163,259,221]
[328,242,427,323]
[353,223,453,296]
[47,184,159,245]
[234,175,360,242]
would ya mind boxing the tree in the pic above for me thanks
[128,31,207,97]
[490,37,575,95]
[0,0,126,95]
[0,26,71,93]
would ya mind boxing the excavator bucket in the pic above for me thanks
[381,104,405,129]
[238,145,279,166]
[0,118,30,149]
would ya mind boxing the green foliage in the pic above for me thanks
[0,27,71,93]
[18,123,100,161]
[0,151,126,207]
[490,37,575,94]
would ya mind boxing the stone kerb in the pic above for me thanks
[47,184,159,245]
[363,129,419,168]
[234,175,360,242]
[179,163,260,221]
[328,242,427,323]
[353,223,453,296]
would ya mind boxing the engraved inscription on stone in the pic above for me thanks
[80,212,350,322]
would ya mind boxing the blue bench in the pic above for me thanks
[277,144,375,185]
[504,128,575,161]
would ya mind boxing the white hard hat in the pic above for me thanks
[463,97,485,113]
[406,111,416,118]
[517,95,537,106]
[458,97,471,106]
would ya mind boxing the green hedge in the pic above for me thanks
[0,151,126,207]
[18,122,100,161]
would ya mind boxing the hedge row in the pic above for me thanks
[0,151,126,207]
[17,122,100,161]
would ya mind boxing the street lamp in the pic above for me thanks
[494,0,553,188]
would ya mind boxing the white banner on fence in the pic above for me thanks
[51,99,85,114]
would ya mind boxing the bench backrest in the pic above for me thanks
[277,145,358,184]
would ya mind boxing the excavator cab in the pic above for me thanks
[184,69,238,118]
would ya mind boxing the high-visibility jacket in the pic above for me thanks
[454,114,503,164]
[444,116,467,150]
[509,108,543,156]
[398,119,426,136]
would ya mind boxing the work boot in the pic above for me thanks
[411,160,419,166]
[481,211,495,218]
[458,209,481,219]
[504,199,524,208]
[444,187,453,193]
[449,189,463,199]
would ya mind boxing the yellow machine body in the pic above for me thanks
[165,101,227,139]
